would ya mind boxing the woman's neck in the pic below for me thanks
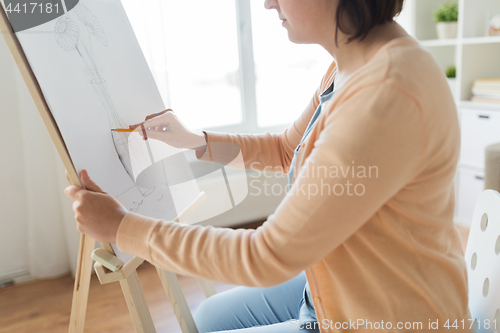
[325,21,409,87]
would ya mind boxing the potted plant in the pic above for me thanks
[445,65,457,98]
[434,1,459,39]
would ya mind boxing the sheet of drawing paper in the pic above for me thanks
[4,0,200,262]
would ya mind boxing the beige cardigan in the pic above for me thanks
[117,35,471,332]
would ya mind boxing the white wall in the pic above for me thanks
[0,35,30,282]
[0,34,81,282]
[396,0,416,36]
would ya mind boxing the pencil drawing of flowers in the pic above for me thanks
[74,4,107,46]
[52,1,155,199]
[54,17,80,52]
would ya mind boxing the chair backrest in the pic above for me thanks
[465,190,500,333]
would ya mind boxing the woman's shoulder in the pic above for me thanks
[337,36,453,113]
[323,36,459,171]
[342,36,429,89]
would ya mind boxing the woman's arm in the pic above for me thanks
[195,103,317,173]
[114,82,426,287]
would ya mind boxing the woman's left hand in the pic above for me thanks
[64,170,128,244]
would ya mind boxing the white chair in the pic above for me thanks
[465,190,500,333]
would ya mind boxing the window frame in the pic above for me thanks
[200,0,290,135]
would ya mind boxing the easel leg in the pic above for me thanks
[157,269,198,333]
[119,271,156,333]
[195,278,217,298]
[68,234,95,333]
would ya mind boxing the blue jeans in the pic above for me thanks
[193,272,319,333]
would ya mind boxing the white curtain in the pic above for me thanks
[0,33,77,279]
[13,72,80,278]
[121,0,171,106]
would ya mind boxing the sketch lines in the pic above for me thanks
[53,2,160,205]
[54,16,79,52]
[50,0,203,217]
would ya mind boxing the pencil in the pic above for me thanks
[111,128,139,133]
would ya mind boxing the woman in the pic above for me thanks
[65,0,472,332]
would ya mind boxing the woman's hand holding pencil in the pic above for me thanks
[118,109,207,152]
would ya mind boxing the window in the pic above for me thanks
[123,0,332,133]
[250,1,332,128]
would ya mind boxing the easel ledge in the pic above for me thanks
[0,6,215,333]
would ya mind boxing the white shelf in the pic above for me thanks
[400,0,500,225]
[458,163,488,173]
[421,39,458,47]
[421,36,500,47]
[460,101,500,110]
[462,36,500,44]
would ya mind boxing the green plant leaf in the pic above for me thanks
[434,1,459,23]
[445,65,456,78]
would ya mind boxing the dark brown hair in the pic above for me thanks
[335,0,405,44]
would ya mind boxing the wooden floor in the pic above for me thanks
[0,263,235,333]
[0,226,470,333]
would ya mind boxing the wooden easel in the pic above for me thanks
[0,6,216,333]
[90,191,215,333]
